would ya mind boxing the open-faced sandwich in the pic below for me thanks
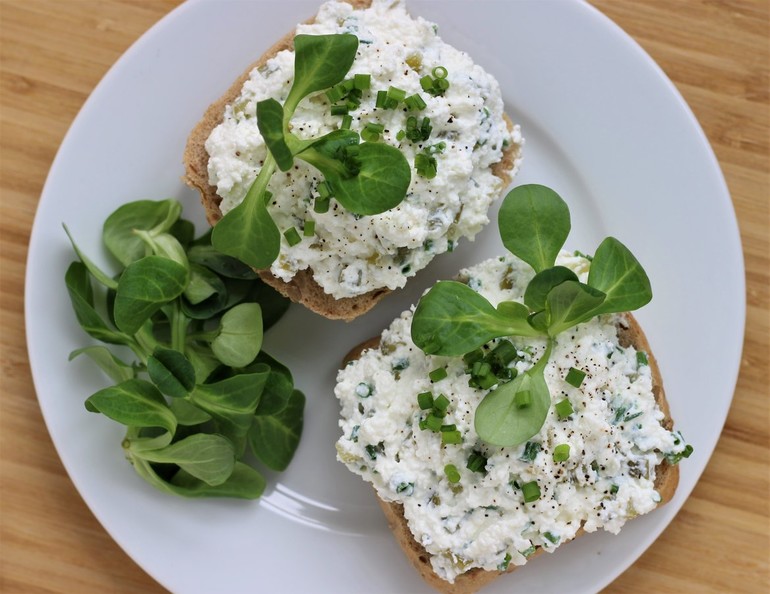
[184,0,522,320]
[335,185,692,593]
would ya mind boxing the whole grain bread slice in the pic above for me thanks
[182,0,521,320]
[342,312,680,594]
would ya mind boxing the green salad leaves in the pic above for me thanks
[212,34,411,270]
[64,199,304,499]
[411,184,652,447]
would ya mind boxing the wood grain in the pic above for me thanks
[1,1,767,592]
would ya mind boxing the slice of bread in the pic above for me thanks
[342,313,680,594]
[182,0,521,320]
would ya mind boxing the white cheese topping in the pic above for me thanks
[205,0,522,299]
[335,252,688,583]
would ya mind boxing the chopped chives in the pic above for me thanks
[433,393,450,412]
[421,116,433,138]
[432,65,448,79]
[497,553,512,572]
[330,104,348,116]
[325,85,346,103]
[552,444,570,462]
[317,180,332,198]
[665,444,694,465]
[303,220,316,237]
[314,196,330,214]
[386,85,406,103]
[514,390,531,409]
[463,349,485,367]
[362,121,384,142]
[637,351,649,366]
[520,546,536,559]
[353,73,371,90]
[415,153,437,179]
[283,227,301,247]
[466,450,487,474]
[347,90,362,102]
[472,361,489,377]
[521,480,541,503]
[425,413,443,432]
[375,90,388,109]
[364,442,383,460]
[404,93,427,110]
[519,441,542,463]
[434,77,449,92]
[441,429,462,445]
[340,114,353,130]
[543,531,560,544]
[396,482,414,495]
[554,398,574,419]
[395,129,406,141]
[355,382,372,398]
[391,358,409,372]
[424,141,446,155]
[444,464,461,483]
[610,484,619,495]
[565,367,586,388]
[429,367,448,382]
[440,423,457,432]
[417,391,434,410]
[420,67,451,96]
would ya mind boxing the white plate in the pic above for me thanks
[26,1,745,592]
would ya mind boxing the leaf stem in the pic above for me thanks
[133,323,159,364]
[531,338,554,373]
[170,302,189,353]
[248,154,277,207]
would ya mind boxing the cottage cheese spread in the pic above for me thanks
[335,253,688,583]
[205,0,522,299]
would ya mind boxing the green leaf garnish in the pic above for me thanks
[211,158,281,270]
[544,280,606,336]
[136,433,235,486]
[85,379,177,436]
[103,199,181,267]
[65,261,131,345]
[286,34,359,113]
[523,266,578,312]
[474,344,551,446]
[412,183,654,447]
[249,389,305,471]
[411,281,539,356]
[212,34,411,269]
[257,98,294,171]
[65,199,304,499]
[587,236,652,315]
[498,184,570,273]
[210,302,263,368]
[113,256,188,335]
[147,348,196,398]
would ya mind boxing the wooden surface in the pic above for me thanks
[1,0,767,592]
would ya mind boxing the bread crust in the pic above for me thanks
[182,0,521,320]
[343,312,679,594]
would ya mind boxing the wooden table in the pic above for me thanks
[1,1,767,592]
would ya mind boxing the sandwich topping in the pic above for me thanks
[206,0,522,298]
[335,253,690,582]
